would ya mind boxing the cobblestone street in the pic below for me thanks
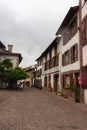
[0,87,87,130]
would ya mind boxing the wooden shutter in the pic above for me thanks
[75,43,78,61]
[62,54,64,66]
[81,66,87,88]
[86,15,87,43]
[81,17,86,45]
[70,73,73,87]
[67,50,69,64]
[70,47,73,63]
[62,75,65,88]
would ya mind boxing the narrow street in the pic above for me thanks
[0,87,87,130]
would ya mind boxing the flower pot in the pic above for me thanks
[48,87,52,92]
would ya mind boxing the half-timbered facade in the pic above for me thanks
[41,37,62,93]
[56,6,80,97]
[35,57,42,88]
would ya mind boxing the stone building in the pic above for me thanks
[0,41,22,68]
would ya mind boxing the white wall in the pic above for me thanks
[0,55,19,68]
[82,1,87,19]
[81,1,87,66]
[83,46,87,66]
[84,89,87,103]
[61,32,80,73]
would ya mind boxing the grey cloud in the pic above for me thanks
[0,0,78,67]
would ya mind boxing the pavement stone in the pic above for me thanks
[0,87,87,130]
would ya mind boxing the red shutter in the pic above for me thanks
[86,15,87,43]
[70,47,73,63]
[62,75,65,88]
[68,50,69,64]
[81,17,86,45]
[75,43,78,61]
[81,66,87,88]
[70,73,73,87]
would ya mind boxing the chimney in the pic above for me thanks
[8,45,13,52]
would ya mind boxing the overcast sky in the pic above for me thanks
[0,0,78,67]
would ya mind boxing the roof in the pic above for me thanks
[24,65,36,72]
[56,6,79,35]
[0,41,6,49]
[36,36,61,61]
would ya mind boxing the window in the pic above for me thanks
[64,50,69,65]
[62,50,69,66]
[70,44,78,63]
[69,17,77,38]
[44,62,47,71]
[63,74,70,89]
[63,16,77,45]
[62,73,74,89]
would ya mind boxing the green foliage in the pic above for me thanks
[0,59,12,70]
[0,59,28,89]
[11,67,28,80]
[71,81,80,101]
[4,67,28,81]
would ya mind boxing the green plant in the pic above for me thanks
[72,82,80,102]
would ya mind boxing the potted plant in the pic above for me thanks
[73,81,80,103]
[48,81,52,92]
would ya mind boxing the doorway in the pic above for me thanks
[54,74,59,93]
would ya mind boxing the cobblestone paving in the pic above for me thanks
[0,87,87,130]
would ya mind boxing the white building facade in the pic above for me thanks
[41,37,62,93]
[80,0,87,103]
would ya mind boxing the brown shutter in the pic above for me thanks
[70,73,73,87]
[62,75,65,88]
[86,15,87,43]
[51,57,53,68]
[68,50,69,64]
[62,54,64,66]
[70,47,73,63]
[81,66,87,88]
[81,17,86,45]
[75,43,78,61]
[69,49,71,64]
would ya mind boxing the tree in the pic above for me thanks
[5,67,28,89]
[0,59,13,87]
[0,59,28,89]
[0,59,12,70]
